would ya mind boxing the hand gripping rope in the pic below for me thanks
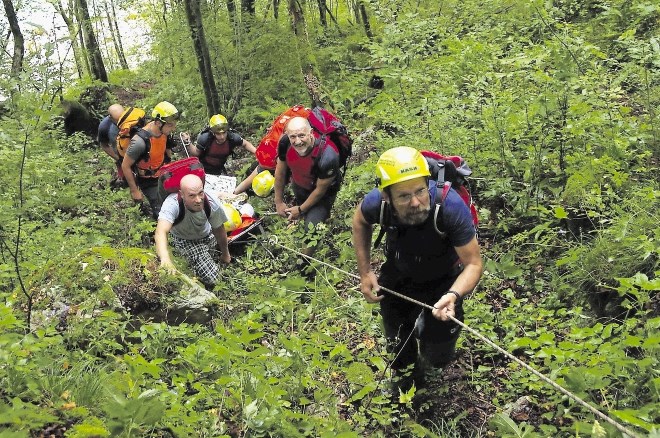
[266,236,642,438]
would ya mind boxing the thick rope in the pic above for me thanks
[267,236,641,438]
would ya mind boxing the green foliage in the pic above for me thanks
[1,0,658,435]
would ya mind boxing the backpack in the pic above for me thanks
[156,157,211,226]
[277,107,354,181]
[116,107,146,157]
[255,105,311,170]
[374,150,478,248]
[307,106,353,172]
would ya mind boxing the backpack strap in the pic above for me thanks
[172,193,212,226]
[116,107,134,127]
[135,129,152,162]
[432,181,452,239]
[373,200,389,248]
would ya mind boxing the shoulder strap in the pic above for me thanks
[116,107,134,127]
[432,181,452,238]
[135,129,151,161]
[373,199,389,248]
[173,195,186,226]
[172,193,211,227]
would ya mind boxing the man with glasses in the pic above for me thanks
[182,114,255,175]
[122,101,179,219]
[351,146,482,397]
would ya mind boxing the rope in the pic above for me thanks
[266,236,641,438]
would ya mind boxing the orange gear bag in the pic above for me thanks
[116,107,146,157]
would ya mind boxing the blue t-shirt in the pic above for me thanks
[97,115,119,147]
[360,180,475,280]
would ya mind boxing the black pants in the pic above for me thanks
[379,262,464,372]
[137,177,161,220]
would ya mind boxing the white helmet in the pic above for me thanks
[239,203,255,217]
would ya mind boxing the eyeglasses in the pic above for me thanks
[393,187,429,205]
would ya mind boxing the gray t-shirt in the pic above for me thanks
[158,190,228,240]
[125,131,150,161]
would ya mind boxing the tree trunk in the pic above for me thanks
[2,0,24,77]
[317,0,327,28]
[288,0,305,36]
[183,0,221,116]
[358,0,373,39]
[76,0,108,81]
[105,0,129,69]
[72,0,92,75]
[273,0,280,19]
[54,0,86,78]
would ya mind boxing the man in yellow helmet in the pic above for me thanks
[352,146,482,396]
[183,114,255,175]
[122,101,179,218]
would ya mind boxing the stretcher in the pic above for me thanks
[227,217,265,246]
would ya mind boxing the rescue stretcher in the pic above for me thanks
[204,174,265,246]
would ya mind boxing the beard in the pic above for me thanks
[396,205,431,226]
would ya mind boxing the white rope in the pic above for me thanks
[266,236,641,438]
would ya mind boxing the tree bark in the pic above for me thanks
[317,0,327,28]
[76,0,108,81]
[54,0,86,78]
[288,0,305,36]
[105,0,129,69]
[2,0,24,77]
[183,0,221,116]
[72,0,92,75]
[358,0,373,39]
[273,0,280,19]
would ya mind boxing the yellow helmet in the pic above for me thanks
[152,101,179,123]
[252,170,275,197]
[221,203,242,232]
[376,147,430,189]
[209,114,229,133]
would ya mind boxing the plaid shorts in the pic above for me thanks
[169,233,219,286]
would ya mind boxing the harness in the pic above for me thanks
[134,129,171,178]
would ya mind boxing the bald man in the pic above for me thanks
[155,174,231,289]
[98,103,125,186]
[273,116,342,282]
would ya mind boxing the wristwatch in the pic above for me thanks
[447,290,462,301]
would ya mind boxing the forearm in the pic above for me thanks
[300,177,334,212]
[154,227,172,264]
[243,140,256,154]
[100,143,118,160]
[274,161,287,204]
[213,227,229,254]
[122,159,139,193]
[299,186,327,213]
[450,237,483,297]
[448,264,482,297]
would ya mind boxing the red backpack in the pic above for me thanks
[307,107,353,171]
[420,150,478,230]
